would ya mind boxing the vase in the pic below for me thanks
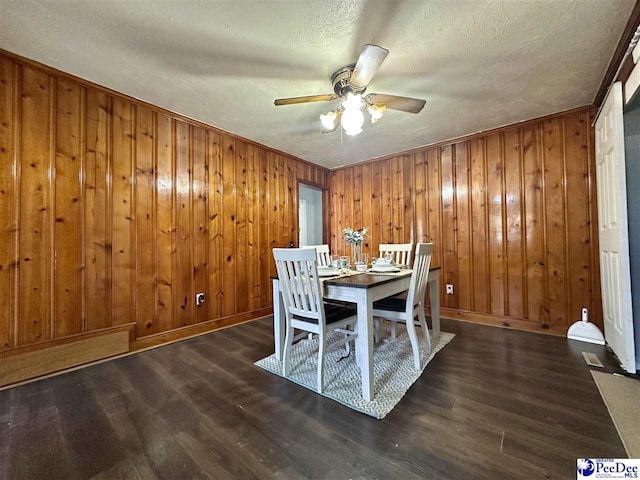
[351,243,363,265]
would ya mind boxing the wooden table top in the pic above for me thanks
[323,271,412,289]
[271,266,440,289]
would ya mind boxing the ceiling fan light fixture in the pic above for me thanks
[368,104,386,123]
[341,108,364,136]
[343,92,363,111]
[340,93,365,136]
[320,111,337,130]
[273,45,426,136]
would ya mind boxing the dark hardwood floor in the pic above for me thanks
[0,318,627,479]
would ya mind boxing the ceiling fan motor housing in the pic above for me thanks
[331,66,366,97]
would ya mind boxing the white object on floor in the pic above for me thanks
[567,308,605,345]
[581,351,604,368]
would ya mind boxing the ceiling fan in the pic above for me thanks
[274,44,426,136]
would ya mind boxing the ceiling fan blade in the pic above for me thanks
[365,93,426,114]
[349,44,389,90]
[322,110,343,133]
[274,94,339,106]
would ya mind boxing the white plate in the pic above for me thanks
[370,266,401,273]
[317,269,340,277]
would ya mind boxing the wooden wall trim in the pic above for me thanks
[130,307,272,352]
[0,329,130,388]
[594,0,640,107]
[0,49,325,174]
[0,323,135,359]
[429,307,567,337]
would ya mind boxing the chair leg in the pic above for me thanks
[344,327,351,356]
[405,315,421,370]
[283,324,295,376]
[418,309,431,355]
[317,334,326,393]
[374,317,381,343]
[390,322,397,339]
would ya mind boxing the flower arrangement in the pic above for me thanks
[342,227,368,245]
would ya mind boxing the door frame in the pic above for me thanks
[298,198,308,246]
[297,180,330,246]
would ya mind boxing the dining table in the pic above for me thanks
[271,266,441,402]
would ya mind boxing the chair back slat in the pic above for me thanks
[292,259,309,311]
[273,248,324,324]
[280,260,297,313]
[406,243,433,313]
[378,243,413,267]
[303,244,331,266]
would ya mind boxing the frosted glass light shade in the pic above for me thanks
[368,105,386,123]
[320,111,337,130]
[341,108,364,136]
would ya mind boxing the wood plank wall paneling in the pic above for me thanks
[84,90,111,332]
[20,66,53,345]
[0,59,17,349]
[329,107,601,335]
[0,53,328,354]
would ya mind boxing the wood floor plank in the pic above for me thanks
[0,318,628,479]
[105,362,211,480]
[6,383,82,479]
[46,371,128,478]
[166,339,422,479]
[88,458,144,480]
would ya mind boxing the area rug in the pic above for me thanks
[591,371,640,458]
[255,323,454,419]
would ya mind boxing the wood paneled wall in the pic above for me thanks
[329,108,602,335]
[0,52,328,354]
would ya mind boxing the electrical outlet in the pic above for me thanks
[195,293,205,306]
[446,284,454,295]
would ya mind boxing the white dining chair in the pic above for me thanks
[303,244,332,267]
[273,248,358,393]
[372,243,433,369]
[378,243,413,267]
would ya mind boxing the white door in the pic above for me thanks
[595,82,636,373]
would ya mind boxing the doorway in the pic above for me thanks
[298,183,324,246]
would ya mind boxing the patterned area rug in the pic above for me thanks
[255,324,455,419]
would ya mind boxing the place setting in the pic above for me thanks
[368,255,407,274]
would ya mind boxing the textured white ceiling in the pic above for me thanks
[0,0,634,168]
